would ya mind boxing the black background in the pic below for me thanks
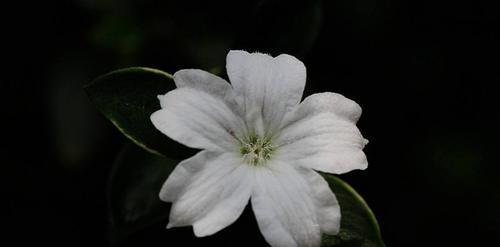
[4,0,499,246]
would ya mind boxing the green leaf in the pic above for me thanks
[107,144,178,244]
[108,145,385,246]
[321,174,386,247]
[84,67,195,159]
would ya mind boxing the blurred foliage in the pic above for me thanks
[4,0,500,246]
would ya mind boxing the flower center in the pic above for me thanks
[239,134,275,166]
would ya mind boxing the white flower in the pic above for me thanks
[151,50,368,247]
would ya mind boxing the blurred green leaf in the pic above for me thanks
[107,144,384,246]
[91,15,143,58]
[234,0,323,56]
[84,67,195,159]
[108,144,177,244]
[321,174,386,247]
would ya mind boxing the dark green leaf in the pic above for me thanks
[108,144,178,244]
[84,67,195,159]
[321,174,386,247]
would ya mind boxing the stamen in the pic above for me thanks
[240,134,275,166]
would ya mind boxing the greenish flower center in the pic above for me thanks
[239,134,275,166]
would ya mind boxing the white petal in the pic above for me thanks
[151,87,245,152]
[226,50,306,136]
[276,93,367,174]
[173,69,245,118]
[173,69,237,104]
[300,169,341,235]
[162,152,253,237]
[173,69,231,95]
[159,151,211,202]
[251,161,322,247]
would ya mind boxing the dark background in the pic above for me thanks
[4,0,499,246]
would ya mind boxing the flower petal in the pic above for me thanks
[251,162,323,247]
[276,93,368,174]
[173,69,231,96]
[162,151,253,237]
[151,87,245,152]
[226,50,306,135]
[301,169,341,235]
[158,151,210,202]
[173,69,239,105]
